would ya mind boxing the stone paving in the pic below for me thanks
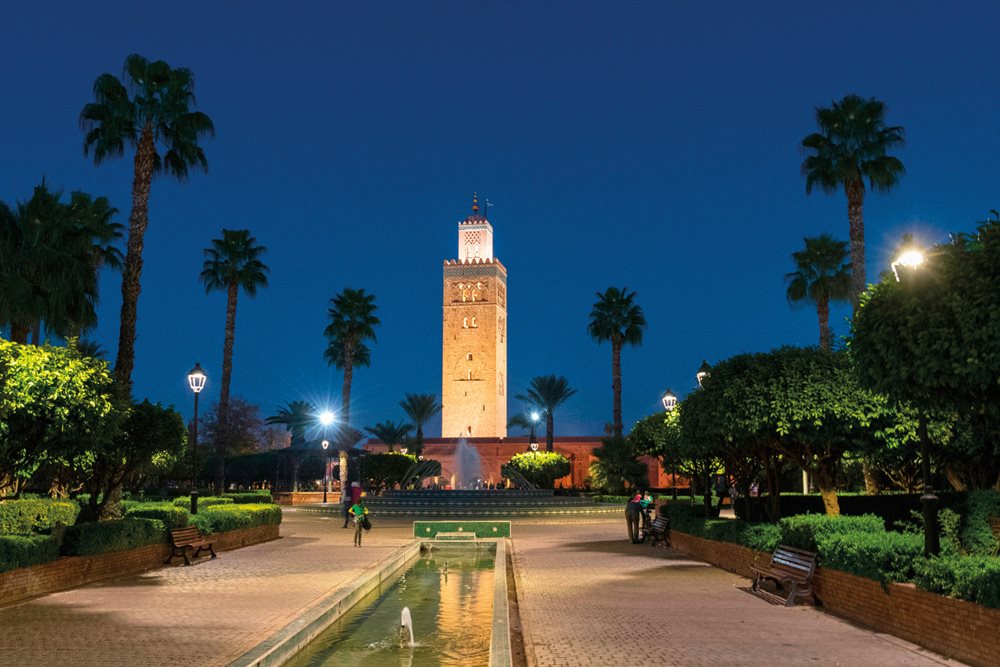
[0,511,968,666]
[509,519,963,667]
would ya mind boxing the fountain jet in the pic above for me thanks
[400,606,415,646]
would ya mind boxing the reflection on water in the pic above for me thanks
[288,550,495,667]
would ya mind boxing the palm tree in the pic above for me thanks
[515,375,577,452]
[364,420,413,452]
[588,287,646,437]
[80,53,214,395]
[266,401,319,448]
[200,229,269,492]
[802,94,904,312]
[785,235,852,351]
[399,393,442,456]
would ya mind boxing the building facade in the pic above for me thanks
[441,196,507,437]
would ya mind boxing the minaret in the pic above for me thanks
[441,194,508,438]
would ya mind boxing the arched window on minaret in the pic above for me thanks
[471,317,478,328]
[463,317,469,328]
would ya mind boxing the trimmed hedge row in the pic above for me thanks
[222,492,275,504]
[171,496,234,511]
[777,514,886,552]
[914,555,1000,608]
[123,502,190,531]
[0,534,60,572]
[189,504,282,534]
[62,518,166,557]
[0,499,80,535]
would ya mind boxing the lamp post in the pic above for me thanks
[661,389,678,500]
[321,439,330,504]
[890,245,939,555]
[529,411,540,452]
[187,363,207,515]
[695,362,713,518]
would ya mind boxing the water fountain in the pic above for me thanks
[453,439,483,489]
[400,606,415,647]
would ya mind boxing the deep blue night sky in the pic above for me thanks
[2,2,998,436]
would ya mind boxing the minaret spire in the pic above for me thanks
[472,192,479,216]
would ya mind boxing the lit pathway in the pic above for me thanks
[0,509,415,666]
[510,519,963,667]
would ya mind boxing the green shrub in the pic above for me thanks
[778,514,885,552]
[701,520,782,552]
[62,518,166,556]
[124,502,189,531]
[913,555,1000,609]
[960,491,1000,556]
[0,534,60,572]
[594,495,629,504]
[189,504,282,534]
[222,491,274,505]
[171,496,233,511]
[0,499,80,535]
[817,531,923,583]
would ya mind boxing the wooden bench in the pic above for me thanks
[165,526,217,566]
[645,515,671,547]
[750,544,817,606]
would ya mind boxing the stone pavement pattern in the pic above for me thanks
[0,510,415,667]
[510,519,962,667]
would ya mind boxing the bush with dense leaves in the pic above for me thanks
[123,502,189,531]
[0,499,80,534]
[188,504,282,534]
[61,517,165,556]
[0,534,60,572]
[816,531,924,583]
[222,492,275,505]
[171,496,233,511]
[913,555,1000,608]
[594,495,630,504]
[959,491,1000,556]
[660,501,780,552]
[778,514,885,552]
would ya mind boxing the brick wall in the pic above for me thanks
[274,491,339,506]
[0,523,279,608]
[671,530,1000,667]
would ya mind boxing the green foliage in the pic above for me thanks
[222,491,274,504]
[122,502,189,530]
[265,401,318,448]
[188,503,281,534]
[514,375,577,451]
[362,453,416,493]
[960,490,1000,556]
[913,555,1000,609]
[62,517,165,556]
[503,452,571,489]
[0,534,60,572]
[589,436,648,494]
[660,501,780,552]
[818,531,924,583]
[171,496,233,511]
[778,514,885,552]
[324,287,379,372]
[0,499,80,535]
[593,495,630,504]
[785,234,852,350]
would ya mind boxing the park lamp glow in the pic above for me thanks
[321,439,330,450]
[661,388,677,412]
[187,363,207,393]
[891,246,926,281]
[530,411,540,422]
[696,360,711,388]
[318,410,335,427]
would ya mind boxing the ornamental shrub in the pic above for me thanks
[123,502,189,531]
[0,499,80,535]
[0,534,60,572]
[222,492,275,505]
[778,514,885,552]
[594,495,630,504]
[503,452,571,489]
[62,518,166,557]
[171,496,233,511]
[913,555,1000,609]
[960,491,1000,556]
[189,504,282,534]
[817,531,923,583]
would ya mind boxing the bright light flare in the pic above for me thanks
[891,247,926,281]
[318,410,335,426]
[530,411,540,422]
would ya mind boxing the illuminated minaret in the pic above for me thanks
[441,194,508,437]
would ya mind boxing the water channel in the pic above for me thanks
[287,548,496,666]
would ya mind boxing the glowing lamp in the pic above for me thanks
[318,411,335,426]
[187,363,207,393]
[661,389,677,412]
[696,361,711,388]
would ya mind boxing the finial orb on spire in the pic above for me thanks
[472,192,479,214]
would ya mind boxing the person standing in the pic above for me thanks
[351,494,369,547]
[626,491,643,544]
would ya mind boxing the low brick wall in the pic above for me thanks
[671,530,1000,667]
[0,523,279,608]
[273,491,340,506]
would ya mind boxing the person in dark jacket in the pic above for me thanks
[626,491,643,543]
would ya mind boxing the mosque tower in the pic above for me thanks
[441,194,507,437]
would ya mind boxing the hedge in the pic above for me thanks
[222,492,275,505]
[0,499,80,535]
[777,514,886,552]
[959,491,1000,556]
[189,504,282,535]
[817,531,924,583]
[913,555,1000,609]
[0,534,60,572]
[171,496,233,511]
[123,502,189,531]
[62,518,166,557]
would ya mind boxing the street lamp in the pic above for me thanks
[529,411,540,452]
[321,439,331,503]
[187,363,207,515]
[891,245,939,555]
[696,361,711,388]
[530,441,539,454]
[695,362,713,517]
[662,389,678,499]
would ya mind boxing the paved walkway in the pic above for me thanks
[510,519,962,667]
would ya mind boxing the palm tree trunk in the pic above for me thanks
[545,412,554,452]
[612,339,623,437]
[339,357,353,493]
[817,296,831,351]
[846,178,866,315]
[114,124,156,398]
[30,322,40,346]
[10,322,28,344]
[415,423,424,456]
[214,279,239,494]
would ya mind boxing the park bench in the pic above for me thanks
[165,526,217,566]
[750,544,817,606]
[645,515,671,547]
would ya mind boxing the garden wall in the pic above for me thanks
[0,523,278,608]
[670,530,1000,667]
[273,491,339,506]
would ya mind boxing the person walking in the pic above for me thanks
[351,493,369,547]
[626,490,643,544]
[342,481,362,528]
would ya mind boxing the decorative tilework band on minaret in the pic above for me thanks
[441,195,508,438]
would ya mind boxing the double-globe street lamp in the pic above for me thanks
[187,363,207,515]
[661,389,678,500]
[319,411,335,504]
[693,361,714,517]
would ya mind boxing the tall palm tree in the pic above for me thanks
[200,229,269,492]
[588,287,646,437]
[515,375,577,452]
[399,393,442,456]
[364,420,413,452]
[802,94,904,312]
[785,235,852,351]
[81,53,214,396]
[266,401,319,448]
